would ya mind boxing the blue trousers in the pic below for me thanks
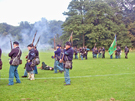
[117,55,120,59]
[24,69,27,76]
[9,65,21,85]
[94,54,97,58]
[81,55,83,60]
[110,55,113,59]
[98,53,101,58]
[64,68,70,84]
[34,66,38,74]
[75,55,78,59]
[60,63,64,69]
[116,55,120,59]
[54,61,64,73]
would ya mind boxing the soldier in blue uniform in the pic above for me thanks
[53,45,64,73]
[74,47,78,59]
[8,41,22,86]
[102,47,105,58]
[80,47,84,60]
[0,48,2,70]
[34,46,39,74]
[98,47,102,58]
[26,44,36,80]
[84,46,90,59]
[60,42,73,86]
[117,46,121,59]
[59,45,64,69]
[125,46,129,59]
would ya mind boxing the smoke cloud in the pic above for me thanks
[0,18,63,53]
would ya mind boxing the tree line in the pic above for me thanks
[61,0,135,49]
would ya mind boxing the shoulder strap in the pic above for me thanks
[16,48,20,58]
[66,56,69,61]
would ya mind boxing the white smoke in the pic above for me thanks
[0,18,63,53]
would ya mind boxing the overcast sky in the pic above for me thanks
[0,0,71,26]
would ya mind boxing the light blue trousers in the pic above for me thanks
[64,68,70,84]
[24,69,27,76]
[9,65,21,85]
[81,55,83,60]
[54,61,64,73]
[75,55,78,59]
[34,66,38,74]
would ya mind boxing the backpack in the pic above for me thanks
[11,49,21,66]
[35,57,40,65]
[31,56,40,67]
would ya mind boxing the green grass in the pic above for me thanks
[0,51,135,101]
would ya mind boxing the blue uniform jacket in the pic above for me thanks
[9,47,22,65]
[26,48,36,71]
[62,47,73,69]
[63,47,73,61]
[55,48,61,61]
[35,49,39,57]
[28,48,36,61]
[0,48,2,60]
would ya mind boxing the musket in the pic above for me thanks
[69,31,73,42]
[71,32,73,47]
[10,38,13,50]
[25,31,37,60]
[54,36,56,50]
[34,36,40,48]
[32,30,37,45]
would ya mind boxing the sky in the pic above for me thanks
[0,0,71,26]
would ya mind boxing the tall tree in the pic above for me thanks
[62,0,132,49]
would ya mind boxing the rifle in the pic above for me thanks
[54,36,56,50]
[34,36,40,48]
[32,30,37,45]
[69,32,73,47]
[25,31,38,59]
[10,38,13,50]
[69,31,73,41]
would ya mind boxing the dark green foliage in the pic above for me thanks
[62,0,133,49]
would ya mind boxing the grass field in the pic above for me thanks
[0,51,135,101]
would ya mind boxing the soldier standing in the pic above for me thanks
[34,46,39,74]
[84,46,90,59]
[125,46,129,59]
[53,45,64,73]
[59,45,64,69]
[60,42,73,86]
[8,41,22,86]
[74,47,78,59]
[80,47,84,60]
[22,44,34,78]
[0,48,2,70]
[98,47,102,58]
[93,47,98,58]
[117,46,121,59]
[102,47,105,58]
[115,47,118,58]
[26,44,36,80]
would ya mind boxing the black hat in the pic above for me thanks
[65,42,71,46]
[27,44,34,47]
[13,41,19,45]
[59,45,61,47]
[57,45,60,47]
